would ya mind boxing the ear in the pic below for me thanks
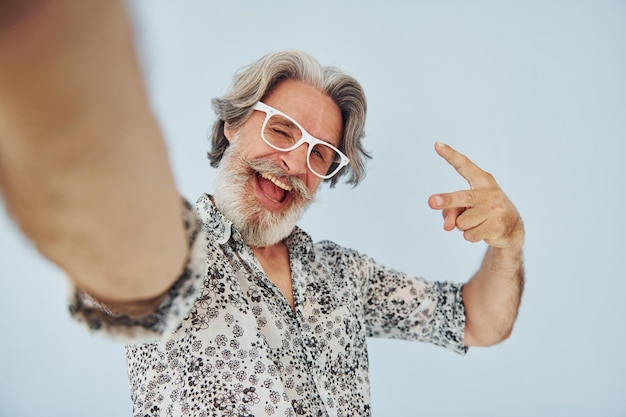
[224,121,236,142]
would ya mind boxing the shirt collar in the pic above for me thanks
[195,193,232,245]
[284,225,316,262]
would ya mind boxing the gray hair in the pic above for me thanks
[208,50,370,187]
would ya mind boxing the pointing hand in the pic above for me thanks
[428,142,524,249]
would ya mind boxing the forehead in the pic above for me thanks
[262,79,343,147]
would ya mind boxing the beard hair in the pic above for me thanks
[213,134,314,247]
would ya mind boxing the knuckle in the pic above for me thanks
[455,215,466,230]
[483,170,495,183]
[466,190,476,205]
[463,230,477,242]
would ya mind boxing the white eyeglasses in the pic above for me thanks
[252,101,349,179]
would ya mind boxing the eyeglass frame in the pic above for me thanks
[251,101,350,179]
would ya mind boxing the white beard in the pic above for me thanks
[213,135,314,247]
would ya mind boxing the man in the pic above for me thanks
[0,1,524,417]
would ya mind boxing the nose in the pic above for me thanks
[279,143,309,176]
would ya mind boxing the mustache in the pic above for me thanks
[244,157,313,202]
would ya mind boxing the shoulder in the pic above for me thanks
[314,239,364,256]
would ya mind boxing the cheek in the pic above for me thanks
[235,137,263,160]
[237,131,274,160]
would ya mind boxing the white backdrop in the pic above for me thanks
[1,1,625,416]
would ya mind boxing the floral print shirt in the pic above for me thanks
[70,194,468,417]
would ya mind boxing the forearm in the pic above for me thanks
[0,0,188,303]
[462,243,525,346]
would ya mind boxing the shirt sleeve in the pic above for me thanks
[359,251,468,355]
[68,199,207,343]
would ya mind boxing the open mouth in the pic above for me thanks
[257,172,293,203]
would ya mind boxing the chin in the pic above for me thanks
[213,171,311,248]
[219,192,308,247]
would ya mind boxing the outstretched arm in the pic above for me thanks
[428,142,525,347]
[0,0,187,308]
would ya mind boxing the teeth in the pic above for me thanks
[261,173,293,191]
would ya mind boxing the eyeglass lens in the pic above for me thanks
[263,114,341,177]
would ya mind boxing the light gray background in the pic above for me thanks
[1,1,624,416]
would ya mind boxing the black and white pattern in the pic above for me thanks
[71,194,468,417]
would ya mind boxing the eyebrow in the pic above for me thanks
[269,103,340,147]
[278,117,299,132]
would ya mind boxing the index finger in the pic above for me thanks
[434,142,493,189]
